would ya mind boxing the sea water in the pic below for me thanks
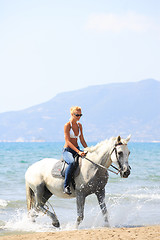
[0,142,160,236]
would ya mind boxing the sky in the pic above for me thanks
[0,0,160,113]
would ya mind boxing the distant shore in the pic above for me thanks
[1,225,160,240]
[0,140,160,143]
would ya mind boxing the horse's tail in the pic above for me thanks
[25,181,34,211]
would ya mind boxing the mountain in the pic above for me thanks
[0,79,160,142]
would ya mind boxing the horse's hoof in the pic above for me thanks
[52,221,60,228]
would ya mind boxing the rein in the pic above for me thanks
[83,156,118,174]
[82,143,121,175]
[83,156,119,175]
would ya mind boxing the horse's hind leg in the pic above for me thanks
[41,185,52,205]
[34,183,60,228]
[95,189,109,227]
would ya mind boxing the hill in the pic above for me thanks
[0,79,160,142]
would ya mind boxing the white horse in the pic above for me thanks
[25,135,131,228]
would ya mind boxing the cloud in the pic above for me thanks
[86,12,155,33]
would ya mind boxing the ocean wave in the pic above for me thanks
[106,192,160,204]
[6,200,26,208]
[0,199,27,209]
[129,193,160,200]
[0,199,9,208]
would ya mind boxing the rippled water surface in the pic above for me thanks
[0,142,160,236]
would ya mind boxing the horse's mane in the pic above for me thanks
[85,137,116,154]
[85,135,129,154]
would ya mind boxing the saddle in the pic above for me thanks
[51,155,80,179]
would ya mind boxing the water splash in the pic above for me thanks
[3,209,58,233]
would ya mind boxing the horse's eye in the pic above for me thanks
[118,151,123,156]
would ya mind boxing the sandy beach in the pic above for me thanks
[1,226,160,240]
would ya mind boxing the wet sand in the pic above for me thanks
[1,225,160,240]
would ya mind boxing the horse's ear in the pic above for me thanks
[117,136,121,143]
[125,134,131,143]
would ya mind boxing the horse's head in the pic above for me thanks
[110,135,131,178]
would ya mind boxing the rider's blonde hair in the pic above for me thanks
[70,106,81,114]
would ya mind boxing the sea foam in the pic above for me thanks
[0,199,8,208]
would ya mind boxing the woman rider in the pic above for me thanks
[63,106,88,195]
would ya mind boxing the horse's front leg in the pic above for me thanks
[95,188,109,227]
[76,192,86,228]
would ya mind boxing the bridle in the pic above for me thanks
[109,142,131,174]
[110,142,124,171]
[83,142,126,175]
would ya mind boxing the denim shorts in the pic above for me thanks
[63,146,80,165]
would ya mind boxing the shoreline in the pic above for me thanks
[1,225,160,240]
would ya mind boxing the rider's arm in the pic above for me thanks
[79,123,88,148]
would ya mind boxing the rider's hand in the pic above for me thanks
[78,151,86,157]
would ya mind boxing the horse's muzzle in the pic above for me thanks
[120,166,131,178]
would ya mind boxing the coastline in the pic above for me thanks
[1,225,160,240]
